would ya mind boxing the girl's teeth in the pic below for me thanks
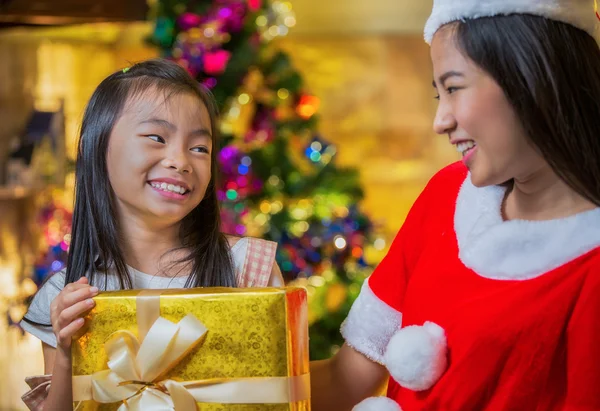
[151,182,186,194]
[455,141,476,155]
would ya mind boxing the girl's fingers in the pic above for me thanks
[52,278,96,349]
[63,281,92,293]
[57,318,85,346]
[57,298,95,329]
[60,285,99,309]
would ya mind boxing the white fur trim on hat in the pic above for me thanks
[424,0,599,44]
[383,321,447,391]
[340,277,402,364]
[352,396,403,411]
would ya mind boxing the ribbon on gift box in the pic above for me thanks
[72,290,310,410]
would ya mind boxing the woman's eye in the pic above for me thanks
[147,135,165,143]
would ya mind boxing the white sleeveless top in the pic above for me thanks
[21,237,277,348]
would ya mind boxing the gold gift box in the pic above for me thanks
[71,287,310,411]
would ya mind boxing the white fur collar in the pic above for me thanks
[454,174,600,280]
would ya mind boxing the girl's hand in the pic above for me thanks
[50,277,98,351]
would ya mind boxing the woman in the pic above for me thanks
[310,1,600,410]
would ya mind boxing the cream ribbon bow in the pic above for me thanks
[73,314,206,411]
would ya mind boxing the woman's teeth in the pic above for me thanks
[456,141,476,156]
[150,182,187,194]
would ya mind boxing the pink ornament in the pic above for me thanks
[178,12,203,30]
[245,106,275,144]
[203,49,232,75]
[202,77,218,89]
[213,1,246,32]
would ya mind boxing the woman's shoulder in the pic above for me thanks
[408,161,468,218]
[427,161,468,193]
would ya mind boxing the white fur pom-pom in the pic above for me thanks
[383,321,447,391]
[352,396,402,411]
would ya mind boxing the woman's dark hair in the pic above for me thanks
[66,58,235,289]
[453,14,600,205]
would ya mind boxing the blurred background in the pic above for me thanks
[0,0,458,408]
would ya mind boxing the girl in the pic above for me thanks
[311,0,600,410]
[20,58,284,410]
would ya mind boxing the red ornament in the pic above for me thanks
[296,95,320,120]
[248,0,262,12]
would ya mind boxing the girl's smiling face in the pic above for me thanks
[107,88,213,228]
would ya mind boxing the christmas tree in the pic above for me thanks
[149,0,381,360]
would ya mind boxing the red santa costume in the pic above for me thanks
[345,162,600,410]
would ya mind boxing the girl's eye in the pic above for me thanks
[191,146,210,154]
[147,135,165,143]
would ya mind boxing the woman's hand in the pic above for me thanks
[50,277,98,351]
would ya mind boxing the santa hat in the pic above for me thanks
[424,0,600,44]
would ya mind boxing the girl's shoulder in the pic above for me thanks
[226,235,243,248]
[226,235,277,257]
[20,270,68,346]
[32,269,67,306]
[227,235,278,288]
